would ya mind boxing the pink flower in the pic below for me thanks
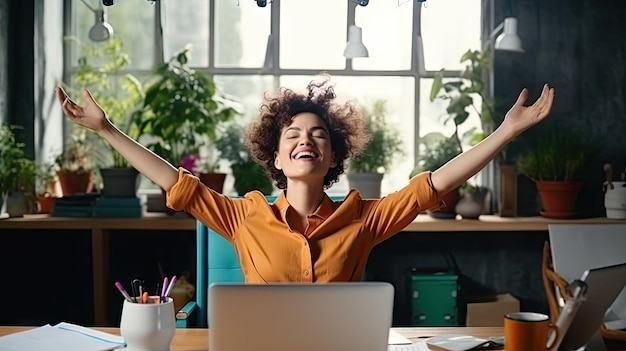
[179,154,199,173]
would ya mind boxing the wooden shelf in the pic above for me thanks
[404,214,626,232]
[1,212,623,326]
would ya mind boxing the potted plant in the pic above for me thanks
[35,159,59,214]
[0,124,38,217]
[134,44,242,194]
[64,36,144,198]
[54,129,95,196]
[516,131,597,218]
[215,123,273,196]
[410,132,463,218]
[347,99,405,198]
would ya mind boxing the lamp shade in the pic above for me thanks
[494,17,523,52]
[89,9,113,42]
[343,25,369,58]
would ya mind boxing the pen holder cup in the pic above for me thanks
[120,296,175,351]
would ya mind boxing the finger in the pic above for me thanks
[540,88,555,117]
[514,88,529,107]
[534,84,552,111]
[82,87,95,104]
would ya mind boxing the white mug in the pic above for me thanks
[120,296,175,351]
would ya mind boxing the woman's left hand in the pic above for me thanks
[501,83,555,138]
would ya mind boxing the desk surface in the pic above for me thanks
[1,212,623,232]
[0,326,504,350]
[2,326,625,351]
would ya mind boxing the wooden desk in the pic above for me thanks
[0,213,623,325]
[1,326,625,350]
[0,326,503,350]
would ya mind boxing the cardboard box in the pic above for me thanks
[465,293,519,327]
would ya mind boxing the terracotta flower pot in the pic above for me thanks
[535,180,583,218]
[57,170,93,196]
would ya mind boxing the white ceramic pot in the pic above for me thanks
[604,181,626,219]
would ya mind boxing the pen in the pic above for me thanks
[163,275,177,302]
[161,277,169,303]
[131,279,141,303]
[114,281,133,302]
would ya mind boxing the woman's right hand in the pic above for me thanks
[56,86,109,132]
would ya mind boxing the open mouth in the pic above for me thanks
[293,151,319,160]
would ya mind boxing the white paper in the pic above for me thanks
[388,340,430,351]
[426,334,489,351]
[388,329,413,344]
[0,323,126,351]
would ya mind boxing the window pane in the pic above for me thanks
[162,0,209,66]
[420,0,481,71]
[213,75,275,124]
[69,0,155,70]
[214,2,270,68]
[279,0,347,70]
[353,1,413,70]
[279,76,415,197]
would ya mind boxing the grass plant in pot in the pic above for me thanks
[347,99,404,198]
[64,36,144,198]
[516,131,597,219]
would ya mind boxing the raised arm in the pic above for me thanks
[56,86,179,191]
[431,84,555,194]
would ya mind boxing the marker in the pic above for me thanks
[114,281,133,302]
[141,291,149,304]
[163,275,177,301]
[161,277,169,303]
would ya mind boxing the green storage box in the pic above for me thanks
[410,270,459,326]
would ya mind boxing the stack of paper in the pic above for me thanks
[0,322,126,351]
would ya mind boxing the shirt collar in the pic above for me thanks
[273,191,336,220]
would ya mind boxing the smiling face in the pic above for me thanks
[274,112,336,186]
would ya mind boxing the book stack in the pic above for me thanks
[51,194,99,217]
[93,196,143,218]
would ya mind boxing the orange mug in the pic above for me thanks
[504,312,559,351]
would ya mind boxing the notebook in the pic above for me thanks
[209,282,416,351]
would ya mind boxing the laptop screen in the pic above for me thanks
[209,282,395,351]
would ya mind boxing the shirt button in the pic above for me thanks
[303,270,310,276]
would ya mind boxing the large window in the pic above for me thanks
[65,0,482,196]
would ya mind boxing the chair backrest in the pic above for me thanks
[195,195,353,327]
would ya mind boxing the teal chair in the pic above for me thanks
[177,195,362,327]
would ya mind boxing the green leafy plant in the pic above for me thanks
[215,123,273,196]
[64,36,144,168]
[410,132,462,177]
[348,99,405,173]
[516,131,597,181]
[134,45,242,168]
[54,129,94,174]
[0,124,37,209]
[429,49,494,155]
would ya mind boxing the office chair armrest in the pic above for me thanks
[175,301,198,328]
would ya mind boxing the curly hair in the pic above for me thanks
[246,75,370,190]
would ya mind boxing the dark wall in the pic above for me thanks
[1,0,35,156]
[493,0,626,217]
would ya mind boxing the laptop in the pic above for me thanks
[557,262,626,351]
[548,224,626,330]
[209,282,395,351]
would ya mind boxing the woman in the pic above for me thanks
[56,76,554,283]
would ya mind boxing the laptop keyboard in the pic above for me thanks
[388,341,429,351]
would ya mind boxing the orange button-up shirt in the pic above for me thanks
[167,168,442,283]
